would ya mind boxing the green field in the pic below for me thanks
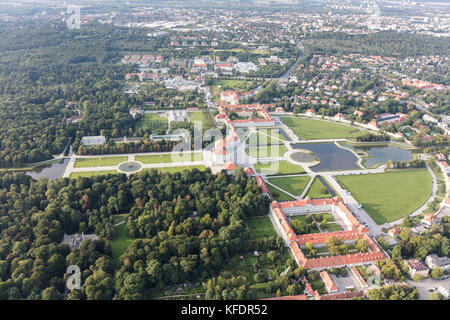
[254,161,305,175]
[246,145,287,158]
[69,170,118,178]
[268,176,310,196]
[211,79,259,95]
[248,132,283,146]
[266,184,295,201]
[135,113,168,131]
[246,216,277,239]
[188,110,215,129]
[337,169,432,224]
[145,165,206,174]
[305,177,333,198]
[110,221,133,269]
[257,128,287,141]
[281,117,364,140]
[74,156,127,168]
[321,223,342,232]
[136,152,202,164]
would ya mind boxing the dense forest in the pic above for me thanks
[0,21,171,168]
[303,31,450,59]
[0,168,307,300]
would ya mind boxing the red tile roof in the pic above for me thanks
[320,271,338,292]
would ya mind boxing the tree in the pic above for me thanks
[428,292,443,300]
[391,245,402,260]
[41,286,63,300]
[430,267,443,280]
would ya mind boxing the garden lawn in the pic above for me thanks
[135,113,168,131]
[320,223,342,232]
[136,152,202,164]
[257,128,287,141]
[69,170,118,178]
[305,177,333,198]
[248,132,283,146]
[246,216,277,239]
[336,169,432,224]
[268,176,310,196]
[246,145,287,158]
[266,184,295,201]
[74,156,127,168]
[281,117,364,140]
[188,110,215,129]
[110,222,134,269]
[254,161,305,175]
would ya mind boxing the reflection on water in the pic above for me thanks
[25,158,69,180]
[342,144,413,168]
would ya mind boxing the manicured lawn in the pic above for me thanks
[267,184,295,201]
[211,79,258,95]
[336,169,432,224]
[136,152,202,164]
[246,216,277,239]
[110,222,133,269]
[74,156,127,168]
[144,165,206,174]
[281,117,364,140]
[248,132,283,146]
[246,145,287,158]
[320,223,343,232]
[305,177,333,198]
[257,128,287,141]
[188,110,215,129]
[135,113,168,131]
[268,176,310,196]
[69,170,118,178]
[254,161,305,176]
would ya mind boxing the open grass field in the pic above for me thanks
[246,216,277,239]
[266,184,295,201]
[188,110,215,129]
[136,152,202,164]
[256,128,287,141]
[135,113,168,131]
[74,156,127,168]
[111,221,133,269]
[69,170,118,178]
[246,145,287,158]
[268,176,310,196]
[144,165,206,174]
[281,117,364,140]
[305,177,333,198]
[211,79,262,97]
[254,161,305,175]
[248,132,283,146]
[336,169,432,224]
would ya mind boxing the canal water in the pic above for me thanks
[25,158,70,180]
[341,143,413,168]
[293,143,360,172]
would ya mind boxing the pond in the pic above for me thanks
[292,143,360,172]
[118,162,142,173]
[25,158,70,180]
[341,143,413,168]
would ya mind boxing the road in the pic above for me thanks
[277,40,304,84]
[405,278,450,300]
